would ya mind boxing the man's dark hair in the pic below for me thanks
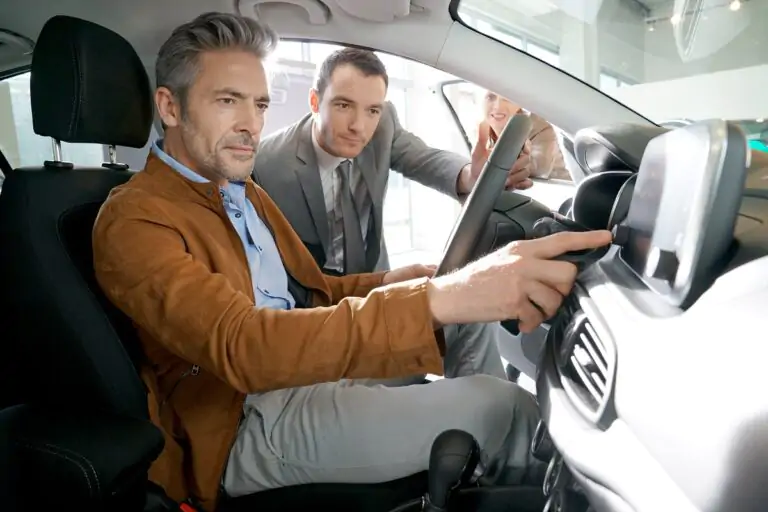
[156,12,278,117]
[314,48,389,97]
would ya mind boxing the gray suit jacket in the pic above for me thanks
[253,101,469,272]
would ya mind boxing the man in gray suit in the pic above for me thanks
[254,48,533,276]
[254,47,533,386]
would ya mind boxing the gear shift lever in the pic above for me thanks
[423,430,482,512]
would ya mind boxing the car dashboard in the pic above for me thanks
[535,120,768,512]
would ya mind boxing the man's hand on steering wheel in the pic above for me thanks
[457,121,534,195]
[427,230,613,333]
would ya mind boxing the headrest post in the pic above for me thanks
[44,139,73,170]
[102,144,129,171]
[51,139,62,162]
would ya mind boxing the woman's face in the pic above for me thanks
[483,91,522,136]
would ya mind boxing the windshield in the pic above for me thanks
[454,0,767,151]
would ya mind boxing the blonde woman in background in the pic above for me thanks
[480,90,571,181]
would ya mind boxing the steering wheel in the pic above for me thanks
[434,115,533,277]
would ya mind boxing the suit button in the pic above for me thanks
[235,212,242,218]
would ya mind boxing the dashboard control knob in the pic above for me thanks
[611,224,630,246]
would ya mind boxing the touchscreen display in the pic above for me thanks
[620,127,709,287]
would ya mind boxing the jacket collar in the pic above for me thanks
[139,152,333,306]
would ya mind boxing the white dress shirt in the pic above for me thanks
[311,124,371,273]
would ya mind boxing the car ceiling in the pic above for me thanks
[0,0,459,70]
[0,0,651,134]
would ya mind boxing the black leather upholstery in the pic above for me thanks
[30,15,152,148]
[0,14,152,415]
[0,168,145,415]
[0,403,164,512]
[0,13,155,510]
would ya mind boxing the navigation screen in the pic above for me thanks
[620,139,666,277]
[620,127,710,293]
[618,120,746,308]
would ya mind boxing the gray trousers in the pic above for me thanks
[223,322,542,497]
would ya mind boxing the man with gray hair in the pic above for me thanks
[93,11,611,509]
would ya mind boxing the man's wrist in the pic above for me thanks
[426,275,458,328]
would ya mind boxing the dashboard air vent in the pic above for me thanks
[556,308,616,426]
[567,318,608,410]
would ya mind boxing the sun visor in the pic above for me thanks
[336,0,413,22]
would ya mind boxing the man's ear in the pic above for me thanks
[155,87,182,128]
[308,88,320,114]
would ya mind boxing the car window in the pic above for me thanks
[453,0,768,153]
[0,72,105,169]
[266,42,470,268]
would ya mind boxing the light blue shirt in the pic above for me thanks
[152,140,295,310]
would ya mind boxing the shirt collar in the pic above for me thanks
[152,139,246,195]
[311,121,348,170]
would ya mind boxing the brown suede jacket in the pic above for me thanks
[92,154,444,510]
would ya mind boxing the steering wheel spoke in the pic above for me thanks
[435,115,533,277]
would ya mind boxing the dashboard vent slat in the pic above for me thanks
[581,324,608,376]
[569,351,604,403]
[559,312,614,420]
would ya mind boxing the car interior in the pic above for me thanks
[0,0,767,511]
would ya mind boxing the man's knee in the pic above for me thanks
[461,374,537,418]
[451,375,538,448]
[446,322,500,353]
[456,321,496,340]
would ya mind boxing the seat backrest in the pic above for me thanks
[0,15,153,417]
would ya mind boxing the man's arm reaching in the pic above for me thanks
[387,103,469,199]
[93,195,444,395]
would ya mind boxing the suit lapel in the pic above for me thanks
[295,119,330,256]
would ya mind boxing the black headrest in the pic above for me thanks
[30,15,152,148]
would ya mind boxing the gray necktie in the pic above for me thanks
[336,161,367,274]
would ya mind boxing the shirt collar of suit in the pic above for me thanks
[310,120,349,171]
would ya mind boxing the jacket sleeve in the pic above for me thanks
[323,272,387,303]
[387,102,469,199]
[93,195,443,394]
